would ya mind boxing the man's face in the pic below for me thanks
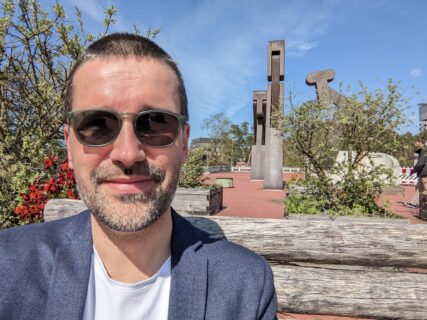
[65,57,189,232]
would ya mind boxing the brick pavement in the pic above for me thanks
[207,172,425,223]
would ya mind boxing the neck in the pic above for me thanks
[91,208,172,283]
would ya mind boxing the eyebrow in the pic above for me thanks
[98,105,163,113]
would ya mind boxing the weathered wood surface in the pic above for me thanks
[287,213,409,224]
[273,265,427,320]
[44,199,427,268]
[44,199,86,222]
[44,199,427,319]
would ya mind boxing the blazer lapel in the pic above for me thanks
[46,211,93,320]
[168,211,208,320]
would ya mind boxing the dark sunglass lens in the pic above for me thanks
[74,110,119,145]
[135,112,180,146]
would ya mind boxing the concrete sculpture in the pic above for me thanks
[251,40,284,190]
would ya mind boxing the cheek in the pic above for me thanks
[69,148,106,180]
[149,151,182,175]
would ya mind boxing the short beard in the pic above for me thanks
[75,162,180,232]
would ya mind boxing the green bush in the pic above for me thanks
[178,148,210,189]
[285,162,398,218]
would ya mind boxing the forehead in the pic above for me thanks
[71,56,180,112]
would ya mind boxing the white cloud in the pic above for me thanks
[66,0,105,23]
[287,41,317,57]
[158,0,338,126]
[410,68,422,77]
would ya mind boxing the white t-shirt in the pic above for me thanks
[82,248,171,320]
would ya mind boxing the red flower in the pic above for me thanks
[66,170,75,180]
[43,155,58,170]
[29,190,43,201]
[61,161,69,171]
[57,173,65,184]
[66,189,78,199]
[14,156,79,221]
[14,205,29,218]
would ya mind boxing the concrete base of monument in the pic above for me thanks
[250,145,265,180]
[263,128,283,190]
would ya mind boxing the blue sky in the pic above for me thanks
[56,0,427,140]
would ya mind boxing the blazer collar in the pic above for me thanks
[168,210,208,320]
[46,210,93,320]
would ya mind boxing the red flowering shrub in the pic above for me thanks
[14,155,79,221]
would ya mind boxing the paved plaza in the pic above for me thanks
[207,172,425,224]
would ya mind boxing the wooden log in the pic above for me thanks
[287,213,409,224]
[44,199,427,268]
[44,199,86,221]
[273,264,427,320]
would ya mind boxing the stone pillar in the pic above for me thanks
[251,91,267,180]
[263,40,284,190]
[419,103,427,132]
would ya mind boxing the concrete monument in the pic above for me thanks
[250,91,267,180]
[250,40,285,190]
[263,40,285,190]
[306,69,346,106]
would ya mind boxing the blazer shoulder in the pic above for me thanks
[0,210,91,252]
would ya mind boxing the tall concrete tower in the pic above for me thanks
[419,103,427,132]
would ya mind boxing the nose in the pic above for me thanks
[109,120,147,167]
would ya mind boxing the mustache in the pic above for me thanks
[92,163,165,185]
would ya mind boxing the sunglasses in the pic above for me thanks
[67,108,187,147]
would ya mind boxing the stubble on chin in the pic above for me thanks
[74,163,181,232]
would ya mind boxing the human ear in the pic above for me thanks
[64,125,74,169]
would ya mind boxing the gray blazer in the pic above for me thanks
[0,210,277,320]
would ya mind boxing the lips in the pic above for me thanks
[101,176,155,194]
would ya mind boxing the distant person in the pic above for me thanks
[0,33,277,319]
[403,140,424,208]
[404,140,427,218]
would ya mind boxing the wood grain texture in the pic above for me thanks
[273,265,427,319]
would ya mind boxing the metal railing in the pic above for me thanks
[207,166,305,173]
[206,166,231,173]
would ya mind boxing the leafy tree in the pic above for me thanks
[0,0,155,227]
[201,112,231,166]
[282,137,305,167]
[280,100,337,181]
[281,80,408,216]
[393,131,417,167]
[226,122,253,165]
[200,113,254,166]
